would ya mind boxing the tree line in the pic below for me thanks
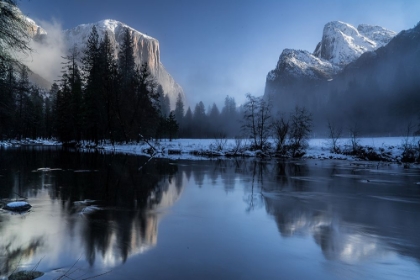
[1,20,178,143]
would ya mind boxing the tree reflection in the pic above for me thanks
[0,237,44,277]
[0,147,182,268]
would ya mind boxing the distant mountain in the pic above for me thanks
[63,19,184,107]
[314,21,395,66]
[26,18,184,107]
[265,21,396,93]
[265,21,420,135]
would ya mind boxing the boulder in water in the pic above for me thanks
[3,201,32,212]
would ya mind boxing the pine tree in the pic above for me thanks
[130,62,159,140]
[118,28,136,81]
[15,66,30,139]
[114,28,137,142]
[193,101,207,137]
[208,103,221,135]
[166,111,179,141]
[0,63,16,139]
[98,31,118,143]
[157,85,170,118]
[174,93,184,125]
[56,45,83,142]
[82,25,103,143]
[49,83,59,138]
[181,107,193,138]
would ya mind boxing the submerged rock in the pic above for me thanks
[8,270,43,280]
[3,201,32,212]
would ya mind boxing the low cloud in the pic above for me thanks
[21,19,66,84]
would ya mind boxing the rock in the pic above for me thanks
[8,270,44,280]
[3,201,32,212]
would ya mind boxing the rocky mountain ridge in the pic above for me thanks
[265,21,396,93]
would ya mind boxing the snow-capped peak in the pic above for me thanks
[357,24,396,47]
[313,21,395,66]
[68,19,155,42]
[271,49,339,80]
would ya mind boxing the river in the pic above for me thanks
[0,146,419,279]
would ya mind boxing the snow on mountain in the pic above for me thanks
[267,49,340,82]
[313,21,396,66]
[357,24,396,47]
[64,19,184,107]
[266,21,396,90]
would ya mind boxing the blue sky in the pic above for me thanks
[19,0,420,109]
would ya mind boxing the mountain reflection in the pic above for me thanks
[177,159,420,264]
[259,161,420,264]
[0,147,183,275]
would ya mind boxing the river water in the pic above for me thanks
[0,146,420,279]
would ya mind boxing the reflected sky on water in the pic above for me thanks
[0,147,420,279]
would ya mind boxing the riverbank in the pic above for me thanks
[2,137,415,163]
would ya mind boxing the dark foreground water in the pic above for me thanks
[1,147,420,280]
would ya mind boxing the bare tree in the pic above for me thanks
[401,121,419,162]
[212,131,227,151]
[327,120,342,153]
[231,136,244,155]
[241,94,272,150]
[348,122,360,153]
[273,115,289,153]
[289,106,312,157]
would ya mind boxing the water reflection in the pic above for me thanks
[1,148,420,279]
[0,147,183,277]
[177,159,420,266]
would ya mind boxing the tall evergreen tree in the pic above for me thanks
[157,85,170,118]
[114,28,137,142]
[208,103,221,135]
[0,63,16,138]
[181,107,193,138]
[98,31,119,143]
[193,101,207,138]
[166,111,179,141]
[136,63,160,140]
[118,27,136,82]
[174,93,184,125]
[82,25,103,143]
[56,45,83,142]
[15,66,30,139]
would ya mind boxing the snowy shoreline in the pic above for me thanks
[1,137,418,164]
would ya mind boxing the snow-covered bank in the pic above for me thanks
[100,137,416,162]
[1,137,418,163]
[0,138,60,147]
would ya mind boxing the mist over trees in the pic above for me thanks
[173,95,242,138]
